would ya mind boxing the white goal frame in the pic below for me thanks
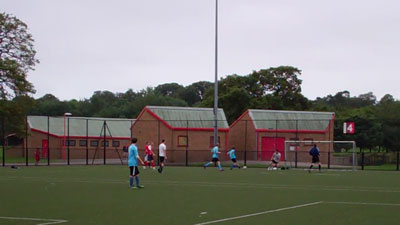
[284,140,357,171]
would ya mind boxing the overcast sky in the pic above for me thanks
[3,0,400,101]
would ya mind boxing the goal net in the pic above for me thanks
[284,140,357,171]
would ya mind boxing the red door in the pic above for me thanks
[261,137,285,161]
[42,140,48,158]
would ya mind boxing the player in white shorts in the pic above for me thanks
[268,149,281,170]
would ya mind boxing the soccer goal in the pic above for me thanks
[284,140,357,171]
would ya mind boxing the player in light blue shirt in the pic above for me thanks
[227,147,241,170]
[203,144,223,171]
[128,138,144,189]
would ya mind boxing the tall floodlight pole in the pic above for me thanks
[213,0,219,146]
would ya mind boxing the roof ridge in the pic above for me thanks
[27,115,135,121]
[145,106,229,128]
[28,116,134,137]
[146,106,224,111]
[249,109,334,115]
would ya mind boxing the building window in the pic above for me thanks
[303,138,314,146]
[101,141,109,147]
[63,140,76,146]
[70,140,76,146]
[79,140,87,146]
[112,141,120,147]
[90,140,99,147]
[178,136,188,147]
[209,136,221,147]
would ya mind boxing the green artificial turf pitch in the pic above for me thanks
[0,166,399,225]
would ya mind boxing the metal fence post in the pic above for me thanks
[361,151,365,170]
[185,120,188,167]
[352,141,357,171]
[328,119,331,169]
[327,151,330,169]
[158,120,160,166]
[130,120,133,139]
[86,119,88,165]
[295,120,298,168]
[26,115,28,166]
[396,151,399,171]
[103,121,106,165]
[47,116,50,166]
[244,120,247,167]
[170,121,174,165]
[67,117,70,165]
[2,115,5,167]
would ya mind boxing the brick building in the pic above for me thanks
[131,106,229,164]
[25,116,135,162]
[229,109,335,163]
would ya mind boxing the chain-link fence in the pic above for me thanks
[1,115,399,171]
[1,116,134,166]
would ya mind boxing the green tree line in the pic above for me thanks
[3,67,400,152]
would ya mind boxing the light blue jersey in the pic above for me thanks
[128,144,138,166]
[211,146,219,158]
[227,149,236,159]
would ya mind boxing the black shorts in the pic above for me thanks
[159,156,165,163]
[147,155,153,161]
[272,160,278,164]
[231,158,237,163]
[212,158,219,163]
[312,156,320,163]
[129,166,140,176]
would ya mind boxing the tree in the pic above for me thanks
[181,81,213,106]
[177,85,200,106]
[154,83,184,98]
[0,13,38,137]
[250,66,302,97]
[0,95,35,136]
[29,94,69,116]
[375,96,400,151]
[0,13,39,100]
[314,91,377,112]
[189,81,213,101]
[200,66,309,122]
[379,94,395,105]
[219,87,251,124]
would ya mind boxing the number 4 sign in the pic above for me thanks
[343,122,355,134]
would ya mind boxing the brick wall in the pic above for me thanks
[131,110,228,164]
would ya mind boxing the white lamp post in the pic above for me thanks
[63,112,72,159]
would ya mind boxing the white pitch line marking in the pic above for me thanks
[2,176,400,193]
[313,173,341,176]
[193,201,322,225]
[0,216,68,225]
[325,201,400,207]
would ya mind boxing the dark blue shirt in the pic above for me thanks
[309,147,320,156]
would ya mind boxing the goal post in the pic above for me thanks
[284,140,357,171]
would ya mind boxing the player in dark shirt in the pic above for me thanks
[308,144,321,173]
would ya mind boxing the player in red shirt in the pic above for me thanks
[35,148,40,166]
[143,142,156,169]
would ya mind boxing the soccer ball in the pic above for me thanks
[243,166,247,169]
[272,167,277,170]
